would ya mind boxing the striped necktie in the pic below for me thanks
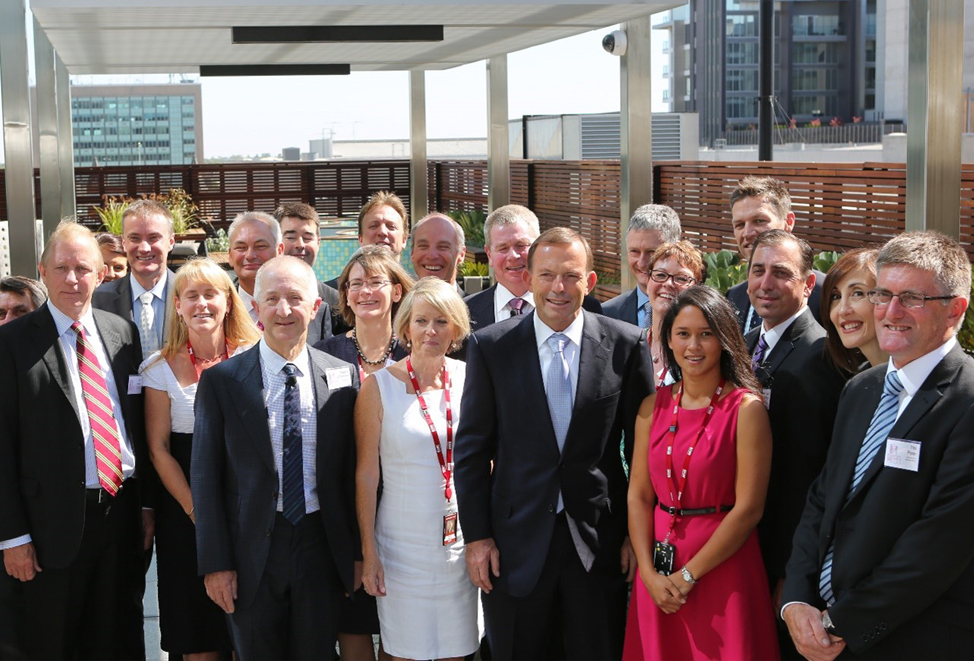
[751,334,768,373]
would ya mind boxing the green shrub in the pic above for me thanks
[703,250,747,294]
[458,260,489,277]
[96,196,130,234]
[447,210,486,249]
[814,250,841,274]
[959,273,974,357]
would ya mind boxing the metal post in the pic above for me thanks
[487,55,510,210]
[34,17,62,235]
[409,69,429,225]
[906,0,964,236]
[758,0,774,161]
[56,55,76,218]
[620,16,653,293]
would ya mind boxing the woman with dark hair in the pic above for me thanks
[623,286,779,660]
[95,232,128,282]
[820,247,888,372]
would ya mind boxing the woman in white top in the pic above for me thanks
[142,258,261,660]
[356,277,479,661]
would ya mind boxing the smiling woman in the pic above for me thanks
[821,248,887,372]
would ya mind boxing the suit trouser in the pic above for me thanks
[482,513,615,661]
[21,479,143,660]
[228,513,343,661]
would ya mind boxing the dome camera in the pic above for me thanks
[602,29,628,56]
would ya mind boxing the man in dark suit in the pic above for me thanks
[410,213,468,298]
[724,177,825,332]
[92,198,177,359]
[781,231,974,661]
[0,221,150,659]
[0,276,47,327]
[455,227,654,659]
[602,204,682,327]
[192,255,359,659]
[744,230,847,655]
[324,191,409,292]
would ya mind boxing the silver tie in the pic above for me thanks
[139,291,159,357]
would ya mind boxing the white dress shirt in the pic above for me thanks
[534,311,584,403]
[493,284,535,321]
[130,271,169,349]
[238,285,259,324]
[759,304,807,355]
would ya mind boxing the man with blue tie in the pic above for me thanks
[782,231,974,660]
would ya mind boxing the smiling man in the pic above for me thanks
[227,211,284,325]
[0,276,47,326]
[782,231,974,661]
[410,213,466,295]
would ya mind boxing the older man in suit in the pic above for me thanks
[0,221,149,659]
[192,255,359,659]
[455,227,653,659]
[782,231,974,661]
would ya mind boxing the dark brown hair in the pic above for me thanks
[821,247,879,373]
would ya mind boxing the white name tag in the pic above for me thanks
[128,375,143,394]
[325,367,352,390]
[884,438,921,472]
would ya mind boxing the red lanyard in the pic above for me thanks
[406,356,454,502]
[656,365,669,390]
[186,337,229,381]
[356,357,367,384]
[663,379,725,537]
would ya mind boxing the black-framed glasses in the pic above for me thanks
[866,289,955,308]
[347,279,392,293]
[650,270,695,287]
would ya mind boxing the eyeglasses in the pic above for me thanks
[650,270,695,287]
[347,279,392,293]
[866,289,955,308]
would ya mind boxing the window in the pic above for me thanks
[726,42,759,65]
[792,43,838,64]
[726,14,757,37]
[726,97,754,119]
[726,69,759,92]
[793,14,843,37]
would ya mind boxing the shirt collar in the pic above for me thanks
[496,283,534,309]
[48,301,97,337]
[258,337,310,376]
[534,309,585,351]
[238,285,256,307]
[636,286,650,308]
[761,305,806,352]
[130,270,168,302]
[886,336,957,398]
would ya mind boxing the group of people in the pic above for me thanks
[0,176,972,661]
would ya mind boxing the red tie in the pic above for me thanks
[71,322,124,495]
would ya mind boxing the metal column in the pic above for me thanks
[487,55,510,211]
[409,69,429,225]
[34,17,62,236]
[56,55,76,219]
[906,0,964,236]
[758,0,774,161]
[620,16,653,292]
[0,0,39,276]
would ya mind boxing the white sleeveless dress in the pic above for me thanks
[372,359,479,659]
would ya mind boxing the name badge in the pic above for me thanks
[884,438,921,472]
[325,367,352,390]
[128,375,143,394]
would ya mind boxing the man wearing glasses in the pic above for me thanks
[744,229,848,657]
[782,230,974,661]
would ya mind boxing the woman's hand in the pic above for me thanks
[641,569,686,614]
[361,550,386,597]
[670,571,695,599]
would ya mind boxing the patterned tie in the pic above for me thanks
[641,301,653,329]
[509,297,525,317]
[546,333,573,515]
[751,334,768,374]
[819,369,904,604]
[139,291,159,357]
[281,363,305,525]
[746,304,763,333]
[71,322,124,495]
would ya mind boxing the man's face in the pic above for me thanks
[38,237,103,321]
[731,196,794,259]
[281,216,319,267]
[875,264,967,368]
[229,222,283,293]
[747,241,814,329]
[122,212,174,285]
[627,229,665,293]
[255,264,321,349]
[360,204,407,255]
[0,290,35,326]
[410,216,465,284]
[486,221,536,296]
[528,241,597,332]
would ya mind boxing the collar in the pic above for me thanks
[533,309,585,351]
[636,286,650,309]
[48,301,97,337]
[130,270,168,302]
[238,285,256,307]
[258,337,311,376]
[886,336,957,398]
[760,305,806,353]
[496,283,534,309]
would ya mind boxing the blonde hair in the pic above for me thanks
[40,219,103,272]
[337,246,415,327]
[160,259,261,361]
[393,277,471,349]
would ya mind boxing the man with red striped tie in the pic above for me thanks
[0,221,150,659]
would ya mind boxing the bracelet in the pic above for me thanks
[681,565,697,585]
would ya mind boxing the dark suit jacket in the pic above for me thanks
[601,288,639,326]
[0,304,148,568]
[464,284,603,332]
[746,308,846,580]
[191,344,360,609]
[92,269,177,342]
[315,279,345,339]
[782,345,974,658]
[454,310,653,598]
[728,268,826,332]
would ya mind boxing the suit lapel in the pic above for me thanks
[625,288,639,325]
[564,311,610,454]
[309,349,337,421]
[117,274,134,320]
[34,304,82,423]
[511,313,560,456]
[763,310,811,377]
[231,347,276,473]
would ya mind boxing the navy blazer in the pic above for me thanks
[92,269,177,343]
[601,288,640,326]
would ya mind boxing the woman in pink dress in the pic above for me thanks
[624,285,780,660]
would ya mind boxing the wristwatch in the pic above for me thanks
[822,611,836,633]
[680,565,697,586]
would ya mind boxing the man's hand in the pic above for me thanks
[465,538,501,594]
[3,543,41,582]
[204,570,238,614]
[620,536,637,582]
[142,510,156,551]
[782,603,845,661]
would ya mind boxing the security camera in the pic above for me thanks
[602,29,628,56]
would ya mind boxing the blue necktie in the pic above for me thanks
[746,305,763,333]
[752,334,768,374]
[281,363,305,525]
[819,369,904,604]
[641,301,653,329]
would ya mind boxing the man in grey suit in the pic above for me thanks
[602,204,681,328]
[192,256,359,659]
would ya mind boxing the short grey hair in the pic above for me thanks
[0,276,48,309]
[228,211,283,247]
[627,204,681,244]
[253,255,319,306]
[483,204,541,249]
[413,213,465,250]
